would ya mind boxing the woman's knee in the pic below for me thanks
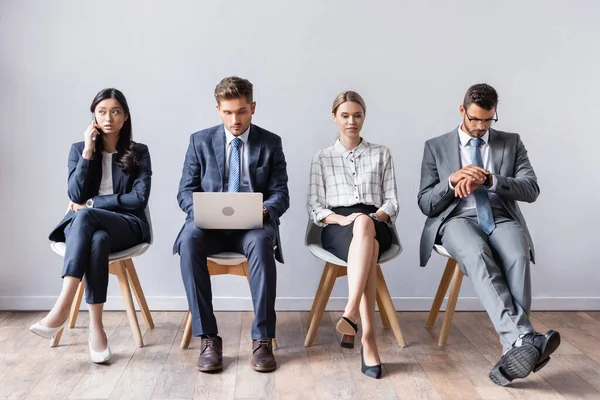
[352,214,375,237]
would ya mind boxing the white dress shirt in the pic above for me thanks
[308,139,399,226]
[98,151,115,195]
[224,126,251,192]
[449,126,503,211]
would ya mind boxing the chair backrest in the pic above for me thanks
[144,206,153,245]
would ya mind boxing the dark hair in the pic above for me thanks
[463,83,499,110]
[90,88,139,173]
[214,76,253,104]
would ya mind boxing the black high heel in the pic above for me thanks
[336,317,358,349]
[361,347,382,379]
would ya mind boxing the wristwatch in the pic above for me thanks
[86,198,94,208]
[263,207,268,215]
[368,212,381,221]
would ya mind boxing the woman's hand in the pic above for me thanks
[322,212,363,226]
[82,121,101,159]
[69,201,87,212]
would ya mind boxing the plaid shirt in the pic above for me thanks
[307,139,399,226]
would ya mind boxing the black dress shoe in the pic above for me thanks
[518,330,561,372]
[360,347,382,379]
[196,335,223,372]
[251,339,277,372]
[489,343,539,386]
[336,317,358,349]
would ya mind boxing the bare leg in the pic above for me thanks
[88,303,108,351]
[40,276,80,327]
[344,215,376,322]
[360,240,380,366]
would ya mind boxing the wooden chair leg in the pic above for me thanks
[69,280,85,328]
[307,266,329,329]
[426,258,456,328]
[124,258,155,329]
[114,261,144,347]
[304,263,339,347]
[376,293,390,327]
[438,262,463,347]
[181,310,193,349]
[376,266,407,347]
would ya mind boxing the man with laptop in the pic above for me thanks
[174,76,289,373]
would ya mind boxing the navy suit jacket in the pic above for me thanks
[173,124,290,263]
[49,141,152,242]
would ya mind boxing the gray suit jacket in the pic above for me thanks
[173,123,289,263]
[417,128,540,267]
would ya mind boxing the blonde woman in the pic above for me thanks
[307,91,399,379]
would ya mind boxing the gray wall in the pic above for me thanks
[1,0,598,311]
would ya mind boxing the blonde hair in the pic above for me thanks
[332,91,366,143]
[332,90,366,115]
[214,76,253,104]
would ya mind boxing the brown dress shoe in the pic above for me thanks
[251,339,277,372]
[196,335,223,372]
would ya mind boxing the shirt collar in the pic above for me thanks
[458,125,489,147]
[334,138,369,159]
[224,124,250,146]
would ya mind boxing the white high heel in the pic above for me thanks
[88,332,112,364]
[29,318,68,339]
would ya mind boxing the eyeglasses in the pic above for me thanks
[464,109,498,126]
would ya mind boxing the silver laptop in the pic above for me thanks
[193,192,263,230]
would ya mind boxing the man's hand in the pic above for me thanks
[454,178,482,198]
[450,165,489,187]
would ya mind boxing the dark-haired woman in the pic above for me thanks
[30,88,151,363]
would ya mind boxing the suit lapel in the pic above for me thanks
[488,128,505,174]
[212,125,226,188]
[247,124,263,191]
[445,128,461,173]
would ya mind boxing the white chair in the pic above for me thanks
[304,220,407,347]
[49,207,155,348]
[180,252,278,350]
[425,244,464,346]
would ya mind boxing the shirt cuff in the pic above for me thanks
[487,174,498,191]
[448,175,455,190]
[312,208,334,227]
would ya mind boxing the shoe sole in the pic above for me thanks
[336,318,357,336]
[533,330,561,373]
[251,364,277,372]
[489,344,539,387]
[197,364,223,372]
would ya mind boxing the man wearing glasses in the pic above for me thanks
[417,83,560,386]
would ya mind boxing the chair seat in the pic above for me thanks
[433,244,451,258]
[307,244,401,266]
[206,252,247,265]
[50,242,151,262]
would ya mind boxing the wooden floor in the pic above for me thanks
[1,311,600,400]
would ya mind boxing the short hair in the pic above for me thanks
[463,83,498,110]
[214,76,253,104]
[331,91,367,115]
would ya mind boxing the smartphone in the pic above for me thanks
[92,115,103,152]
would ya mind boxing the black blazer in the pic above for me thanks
[49,141,152,243]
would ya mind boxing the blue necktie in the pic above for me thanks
[468,138,495,235]
[228,137,241,192]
